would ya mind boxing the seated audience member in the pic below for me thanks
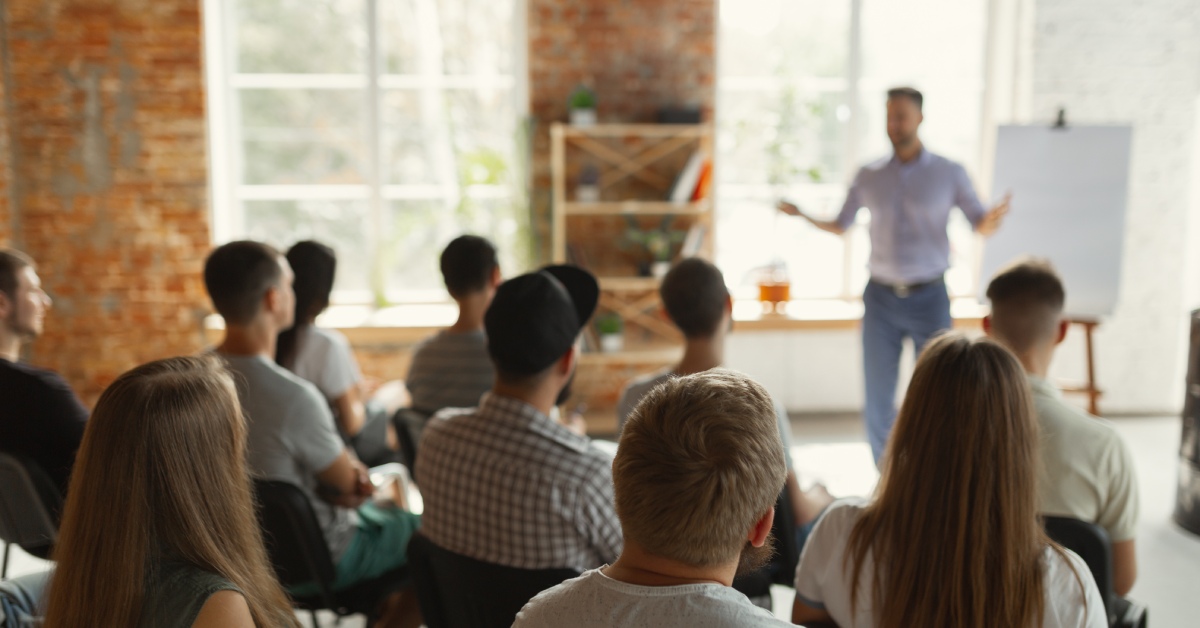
[617,258,832,541]
[985,258,1139,596]
[205,241,419,624]
[415,265,622,571]
[43,355,296,628]
[792,333,1105,628]
[405,235,500,417]
[276,240,401,464]
[514,369,793,627]
[0,249,87,498]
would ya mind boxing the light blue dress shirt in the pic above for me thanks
[836,149,986,285]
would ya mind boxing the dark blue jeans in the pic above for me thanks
[862,278,952,464]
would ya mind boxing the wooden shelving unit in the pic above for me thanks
[550,123,715,418]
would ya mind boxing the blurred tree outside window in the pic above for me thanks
[211,0,531,306]
[717,0,988,301]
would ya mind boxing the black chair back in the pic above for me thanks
[1043,515,1115,616]
[253,479,338,605]
[391,408,427,473]
[407,533,579,628]
[0,453,61,576]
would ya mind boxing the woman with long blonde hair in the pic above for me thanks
[44,355,298,627]
[791,333,1105,627]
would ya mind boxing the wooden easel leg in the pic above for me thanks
[1084,321,1099,416]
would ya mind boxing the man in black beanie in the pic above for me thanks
[414,265,622,572]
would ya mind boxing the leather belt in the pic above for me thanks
[871,276,943,299]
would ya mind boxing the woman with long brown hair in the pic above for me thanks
[43,355,298,627]
[791,333,1105,627]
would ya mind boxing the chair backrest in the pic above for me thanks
[391,408,427,473]
[0,453,61,552]
[253,479,337,599]
[1043,515,1115,616]
[407,533,580,628]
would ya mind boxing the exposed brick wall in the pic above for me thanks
[527,0,716,261]
[1033,0,1200,413]
[2,0,211,406]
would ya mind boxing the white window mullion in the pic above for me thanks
[366,0,386,303]
[842,0,864,300]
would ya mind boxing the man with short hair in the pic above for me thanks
[984,258,1139,596]
[779,87,1010,464]
[204,241,419,614]
[415,265,622,571]
[0,248,88,498]
[514,369,792,627]
[406,235,500,417]
[618,258,832,538]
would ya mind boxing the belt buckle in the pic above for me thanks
[895,284,910,298]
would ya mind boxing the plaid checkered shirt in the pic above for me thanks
[415,393,623,571]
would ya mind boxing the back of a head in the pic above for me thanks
[848,333,1048,628]
[277,241,336,368]
[986,258,1066,355]
[204,240,282,326]
[45,355,293,627]
[660,258,729,339]
[440,235,498,299]
[0,247,34,302]
[614,369,786,567]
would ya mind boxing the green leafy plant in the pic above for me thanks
[568,85,596,110]
[623,216,686,264]
[595,312,623,336]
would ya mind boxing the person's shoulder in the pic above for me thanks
[0,359,72,392]
[1036,392,1127,454]
[814,497,870,533]
[225,355,327,409]
[514,571,598,626]
[1041,546,1105,622]
[307,325,351,351]
[620,369,672,402]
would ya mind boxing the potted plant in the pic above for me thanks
[624,218,685,278]
[568,85,597,126]
[595,313,624,353]
[576,163,600,202]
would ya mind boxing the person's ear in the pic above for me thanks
[982,315,993,336]
[263,285,281,318]
[1056,318,1069,345]
[748,507,775,548]
[0,292,11,319]
[490,265,502,288]
[560,342,577,376]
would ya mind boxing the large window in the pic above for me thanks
[717,0,990,300]
[205,0,529,305]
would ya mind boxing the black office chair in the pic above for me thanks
[0,453,61,578]
[1043,515,1148,628]
[407,532,580,628]
[390,408,428,474]
[253,479,408,627]
[732,485,801,606]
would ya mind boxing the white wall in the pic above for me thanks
[731,0,1200,416]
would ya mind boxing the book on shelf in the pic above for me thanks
[691,159,713,201]
[669,151,706,204]
[678,223,708,260]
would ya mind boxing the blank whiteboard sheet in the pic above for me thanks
[980,125,1133,318]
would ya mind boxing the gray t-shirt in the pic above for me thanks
[291,326,362,400]
[219,353,358,561]
[617,369,795,470]
[406,329,494,415]
[514,568,793,627]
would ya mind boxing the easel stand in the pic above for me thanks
[1060,318,1102,415]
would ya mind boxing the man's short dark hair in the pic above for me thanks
[887,86,924,110]
[0,249,34,303]
[204,241,283,325]
[440,235,498,299]
[660,258,729,339]
[986,258,1066,354]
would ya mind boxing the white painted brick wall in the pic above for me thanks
[1032,0,1200,413]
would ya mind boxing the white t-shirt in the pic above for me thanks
[794,499,1107,628]
[514,568,793,628]
[291,326,362,400]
